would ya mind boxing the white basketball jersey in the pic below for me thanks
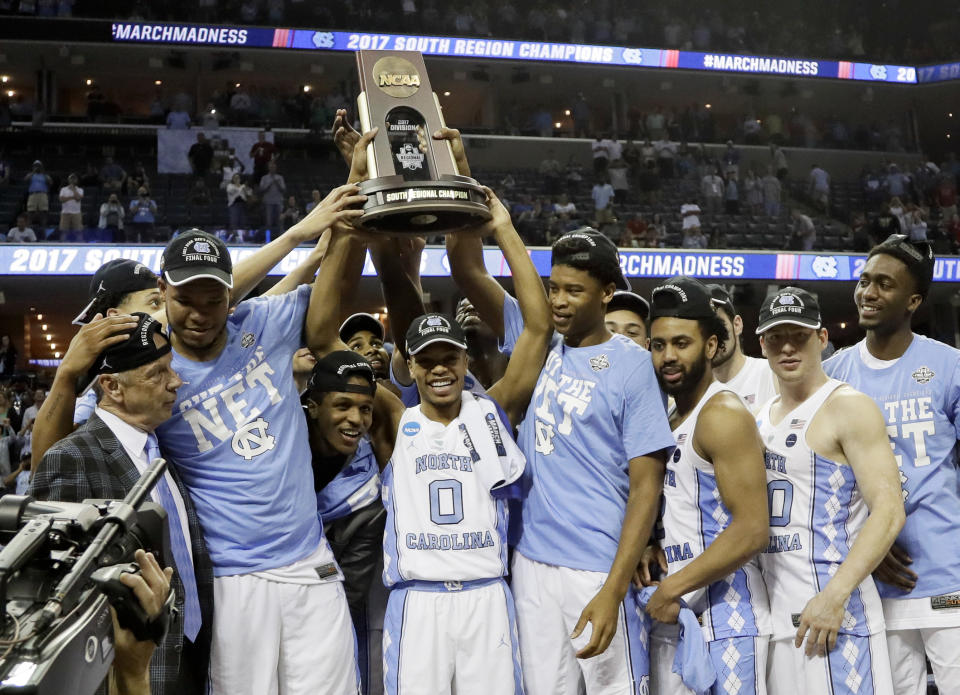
[382,392,525,586]
[756,379,886,640]
[724,356,777,411]
[661,380,772,641]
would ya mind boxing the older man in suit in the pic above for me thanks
[30,313,213,695]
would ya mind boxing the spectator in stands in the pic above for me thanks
[591,135,609,174]
[761,166,782,217]
[280,195,303,230]
[531,104,553,138]
[770,144,789,180]
[186,178,211,219]
[187,132,214,179]
[889,195,907,228]
[861,167,884,208]
[200,102,222,129]
[57,173,84,240]
[790,209,816,250]
[220,149,245,188]
[871,201,901,245]
[20,388,44,432]
[98,192,125,241]
[127,162,150,196]
[0,151,9,186]
[572,93,590,138]
[553,192,577,220]
[655,136,676,179]
[935,174,957,220]
[743,168,762,215]
[23,160,51,230]
[537,150,562,193]
[0,336,17,378]
[701,166,724,215]
[646,106,666,140]
[608,158,630,204]
[722,140,741,178]
[128,186,157,242]
[808,162,831,212]
[591,175,615,226]
[905,206,928,241]
[948,213,960,253]
[676,141,695,179]
[230,85,254,125]
[304,188,322,214]
[259,160,286,233]
[79,162,99,189]
[5,214,36,243]
[621,214,647,247]
[646,213,666,247]
[622,139,641,177]
[564,156,584,192]
[99,156,126,195]
[225,173,253,239]
[884,163,910,201]
[680,200,703,247]
[250,130,277,182]
[724,172,740,214]
[640,138,657,168]
[165,105,191,129]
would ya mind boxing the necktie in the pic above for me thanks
[145,433,202,641]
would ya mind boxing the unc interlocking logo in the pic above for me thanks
[194,241,211,254]
[811,255,839,279]
[622,48,643,65]
[396,143,424,171]
[443,581,463,591]
[241,332,255,348]
[778,294,796,305]
[311,31,334,48]
[912,366,935,384]
[231,417,276,461]
[870,64,888,81]
[589,354,610,372]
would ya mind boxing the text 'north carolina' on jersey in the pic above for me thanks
[756,379,885,640]
[157,285,322,576]
[316,437,381,522]
[824,336,960,600]
[382,392,525,585]
[661,381,771,641]
[515,333,676,573]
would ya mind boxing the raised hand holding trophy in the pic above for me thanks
[355,50,491,233]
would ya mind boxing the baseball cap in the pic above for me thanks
[73,259,159,325]
[755,287,822,334]
[405,313,468,356]
[706,284,737,317]
[306,350,377,397]
[867,234,935,298]
[649,276,716,321]
[551,227,630,290]
[339,313,385,344]
[161,229,233,289]
[77,313,171,395]
[607,291,650,320]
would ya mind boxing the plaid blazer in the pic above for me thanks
[30,413,213,695]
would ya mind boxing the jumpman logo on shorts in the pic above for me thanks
[497,633,510,649]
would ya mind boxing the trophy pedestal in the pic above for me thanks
[359,174,490,233]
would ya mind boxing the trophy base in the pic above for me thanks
[358,175,491,233]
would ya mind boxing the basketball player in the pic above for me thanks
[707,284,777,409]
[644,276,771,694]
[754,287,905,695]
[340,313,391,380]
[154,181,368,695]
[453,226,675,694]
[309,187,552,694]
[605,290,650,346]
[455,297,510,388]
[824,235,960,694]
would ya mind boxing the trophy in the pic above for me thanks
[355,50,491,232]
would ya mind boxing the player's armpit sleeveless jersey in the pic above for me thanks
[824,336,960,599]
[662,381,771,641]
[756,379,885,640]
[382,392,525,585]
[723,356,777,411]
[514,333,676,573]
[157,285,323,576]
[316,438,381,522]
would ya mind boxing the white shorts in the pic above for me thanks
[766,634,893,695]
[887,627,960,695]
[511,551,647,695]
[651,633,767,695]
[382,577,522,695]
[210,574,359,695]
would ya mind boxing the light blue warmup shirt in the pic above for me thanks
[157,285,322,576]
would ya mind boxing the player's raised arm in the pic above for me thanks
[264,231,330,296]
[446,233,510,339]
[795,387,905,656]
[484,189,551,427]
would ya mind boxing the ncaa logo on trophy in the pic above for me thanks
[355,51,491,232]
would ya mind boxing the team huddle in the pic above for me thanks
[25,129,960,695]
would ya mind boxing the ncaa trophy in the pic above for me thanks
[355,50,491,232]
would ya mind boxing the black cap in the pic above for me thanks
[706,284,737,318]
[756,287,822,334]
[161,229,233,289]
[649,276,716,321]
[73,259,159,325]
[607,291,650,320]
[339,313,385,344]
[307,350,377,397]
[867,234,935,298]
[405,313,468,355]
[78,313,171,395]
[552,227,630,290]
